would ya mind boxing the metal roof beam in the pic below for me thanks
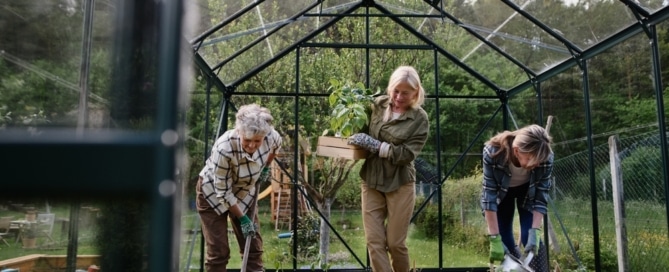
[421,0,536,77]
[374,3,503,94]
[507,5,669,97]
[500,0,583,55]
[210,1,326,72]
[229,2,364,88]
[190,0,266,47]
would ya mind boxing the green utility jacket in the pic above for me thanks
[359,95,429,192]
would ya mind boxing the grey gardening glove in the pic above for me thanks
[258,166,271,184]
[239,215,257,238]
[347,133,381,153]
[525,228,541,255]
[489,235,506,263]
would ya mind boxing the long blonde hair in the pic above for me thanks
[383,66,426,121]
[486,124,553,166]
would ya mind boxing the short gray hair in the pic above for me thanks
[235,104,274,138]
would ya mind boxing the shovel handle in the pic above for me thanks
[241,233,254,272]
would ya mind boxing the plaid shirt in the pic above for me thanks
[199,129,282,215]
[480,144,553,214]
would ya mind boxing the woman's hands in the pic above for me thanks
[347,133,381,153]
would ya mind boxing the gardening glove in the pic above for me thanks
[347,133,381,153]
[489,235,505,263]
[239,215,256,238]
[525,228,541,255]
[258,166,271,184]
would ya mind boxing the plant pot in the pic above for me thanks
[316,136,369,160]
[22,237,37,249]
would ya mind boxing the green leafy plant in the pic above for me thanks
[290,212,321,259]
[324,79,379,138]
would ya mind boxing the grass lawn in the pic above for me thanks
[0,203,100,262]
[179,208,489,271]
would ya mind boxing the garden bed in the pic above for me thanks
[0,254,100,272]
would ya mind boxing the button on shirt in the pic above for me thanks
[199,129,282,215]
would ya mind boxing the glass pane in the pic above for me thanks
[511,0,638,50]
[196,1,336,85]
[528,65,592,271]
[0,0,114,129]
[587,33,668,271]
[3,0,192,270]
[0,197,151,271]
[617,0,667,15]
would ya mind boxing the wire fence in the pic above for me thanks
[550,131,669,271]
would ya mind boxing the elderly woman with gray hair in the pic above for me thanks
[196,103,282,272]
[480,124,553,272]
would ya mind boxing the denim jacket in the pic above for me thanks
[480,144,553,214]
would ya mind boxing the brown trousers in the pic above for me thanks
[362,182,415,272]
[196,178,263,272]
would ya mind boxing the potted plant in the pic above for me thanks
[316,78,379,160]
[21,222,38,249]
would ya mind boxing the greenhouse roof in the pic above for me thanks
[190,0,669,96]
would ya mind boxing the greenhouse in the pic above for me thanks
[1,0,668,271]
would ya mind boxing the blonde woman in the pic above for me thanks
[196,104,281,272]
[480,124,553,271]
[348,66,429,272]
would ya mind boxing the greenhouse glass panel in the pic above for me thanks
[513,0,639,50]
[634,0,669,13]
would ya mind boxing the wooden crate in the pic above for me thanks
[316,136,368,160]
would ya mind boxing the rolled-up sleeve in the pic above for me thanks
[532,153,553,214]
[480,146,499,212]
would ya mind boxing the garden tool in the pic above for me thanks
[496,252,534,272]
[240,230,255,272]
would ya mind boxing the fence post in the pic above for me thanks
[609,135,629,272]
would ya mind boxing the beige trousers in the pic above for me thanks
[362,182,415,272]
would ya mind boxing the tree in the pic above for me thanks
[302,156,359,267]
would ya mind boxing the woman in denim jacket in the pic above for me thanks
[480,124,553,271]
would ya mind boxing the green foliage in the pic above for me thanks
[332,168,362,209]
[620,146,663,201]
[413,198,449,238]
[0,61,77,127]
[291,212,321,259]
[413,175,488,254]
[97,200,149,272]
[575,242,618,272]
[325,79,379,138]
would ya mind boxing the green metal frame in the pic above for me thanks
[1,0,668,271]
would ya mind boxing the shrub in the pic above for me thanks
[413,198,449,238]
[291,212,320,259]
